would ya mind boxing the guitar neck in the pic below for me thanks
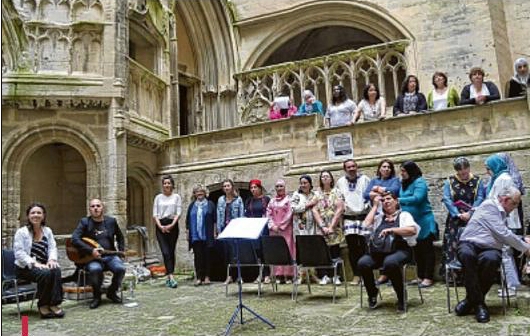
[100,249,125,257]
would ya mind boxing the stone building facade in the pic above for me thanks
[2,0,529,270]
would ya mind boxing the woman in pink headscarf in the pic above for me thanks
[266,179,295,283]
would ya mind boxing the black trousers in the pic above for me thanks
[16,266,63,307]
[357,249,411,303]
[457,241,501,306]
[345,234,367,277]
[192,241,211,281]
[317,244,342,279]
[413,235,435,280]
[156,219,179,275]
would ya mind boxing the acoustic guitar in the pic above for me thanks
[66,237,125,264]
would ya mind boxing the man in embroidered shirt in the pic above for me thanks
[72,199,125,309]
[456,186,530,323]
[336,159,371,284]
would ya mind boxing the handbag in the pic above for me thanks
[369,233,396,254]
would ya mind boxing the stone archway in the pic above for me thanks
[242,1,414,70]
[127,163,156,252]
[20,143,87,235]
[2,122,102,243]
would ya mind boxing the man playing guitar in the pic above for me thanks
[72,198,125,309]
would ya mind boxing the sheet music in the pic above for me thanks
[217,217,269,240]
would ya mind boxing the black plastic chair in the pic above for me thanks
[260,236,297,299]
[1,249,37,319]
[360,249,424,312]
[445,259,510,314]
[294,235,348,303]
[225,239,263,297]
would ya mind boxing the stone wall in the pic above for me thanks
[163,97,530,269]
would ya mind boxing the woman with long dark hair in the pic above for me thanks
[325,85,357,127]
[398,161,437,288]
[393,75,427,116]
[313,170,345,285]
[217,179,245,285]
[14,203,64,318]
[152,175,182,288]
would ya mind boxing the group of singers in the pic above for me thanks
[12,154,530,323]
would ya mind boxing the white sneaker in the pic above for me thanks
[497,287,516,297]
[333,277,342,286]
[319,275,331,285]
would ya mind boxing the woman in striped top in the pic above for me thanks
[14,203,64,318]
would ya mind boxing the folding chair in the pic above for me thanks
[294,235,348,303]
[225,239,262,297]
[260,235,297,299]
[1,249,37,319]
[64,238,123,303]
[445,259,510,314]
[359,249,424,312]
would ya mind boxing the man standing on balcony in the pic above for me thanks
[336,159,371,285]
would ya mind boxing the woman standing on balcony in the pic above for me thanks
[507,58,529,98]
[217,179,245,285]
[269,96,297,120]
[353,83,386,122]
[393,75,427,116]
[266,179,295,284]
[296,90,324,116]
[153,175,182,289]
[427,72,459,111]
[398,161,437,288]
[325,85,357,127]
[460,67,500,105]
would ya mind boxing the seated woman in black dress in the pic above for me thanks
[13,203,64,318]
[357,192,420,312]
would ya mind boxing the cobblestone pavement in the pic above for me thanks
[2,276,530,336]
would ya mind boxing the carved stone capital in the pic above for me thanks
[126,132,163,152]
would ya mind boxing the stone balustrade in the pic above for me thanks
[234,40,409,124]
[127,56,167,125]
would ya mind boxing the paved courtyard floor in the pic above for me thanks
[2,276,530,336]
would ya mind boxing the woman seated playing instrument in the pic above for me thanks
[357,192,420,313]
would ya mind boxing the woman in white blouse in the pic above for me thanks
[427,72,459,111]
[353,83,386,122]
[153,175,182,288]
[460,67,500,105]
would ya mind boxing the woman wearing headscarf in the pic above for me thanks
[245,179,271,283]
[507,58,529,98]
[398,161,437,288]
[186,184,216,286]
[266,179,295,283]
[440,157,485,279]
[485,154,523,296]
[297,89,324,116]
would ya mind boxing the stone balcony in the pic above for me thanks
[234,40,409,124]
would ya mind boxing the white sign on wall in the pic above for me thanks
[327,133,353,161]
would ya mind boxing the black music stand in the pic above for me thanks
[218,218,275,335]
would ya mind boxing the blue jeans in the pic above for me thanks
[86,255,125,298]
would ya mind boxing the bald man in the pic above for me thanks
[72,199,125,309]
